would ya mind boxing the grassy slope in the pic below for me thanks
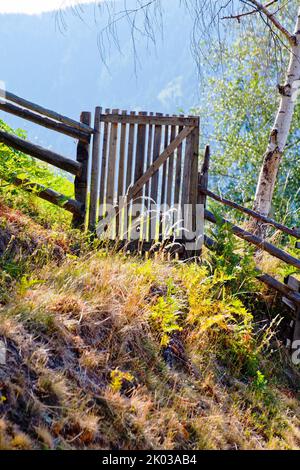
[0,194,299,450]
[0,123,299,449]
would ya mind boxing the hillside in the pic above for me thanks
[0,187,300,450]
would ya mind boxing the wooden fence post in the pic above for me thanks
[72,111,91,229]
[198,145,210,208]
[88,107,102,231]
[283,276,300,349]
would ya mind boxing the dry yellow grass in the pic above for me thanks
[0,203,299,450]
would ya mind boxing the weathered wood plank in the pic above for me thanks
[181,130,193,239]
[125,111,136,193]
[0,88,94,134]
[72,112,91,228]
[161,118,169,208]
[134,112,147,199]
[181,132,193,207]
[205,209,300,270]
[88,106,102,231]
[106,109,119,208]
[293,309,300,342]
[174,120,184,205]
[118,111,127,199]
[283,276,300,310]
[144,112,154,241]
[100,113,198,127]
[150,114,163,241]
[116,111,128,238]
[6,174,83,216]
[0,129,81,176]
[0,100,90,143]
[198,145,210,208]
[167,121,176,207]
[99,108,110,217]
[190,122,200,232]
[132,112,147,239]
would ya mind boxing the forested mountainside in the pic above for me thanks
[0,3,198,156]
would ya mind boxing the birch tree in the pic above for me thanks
[251,4,300,221]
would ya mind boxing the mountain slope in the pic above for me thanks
[0,197,299,450]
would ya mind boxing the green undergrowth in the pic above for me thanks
[0,214,299,449]
[0,118,73,230]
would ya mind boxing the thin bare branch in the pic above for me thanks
[221,0,277,21]
[247,0,295,44]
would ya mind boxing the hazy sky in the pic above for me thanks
[0,0,94,14]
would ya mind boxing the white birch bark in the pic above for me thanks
[253,7,300,219]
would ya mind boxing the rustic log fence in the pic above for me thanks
[0,89,93,226]
[199,146,300,344]
[0,91,299,343]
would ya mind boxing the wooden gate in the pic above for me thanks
[89,108,202,254]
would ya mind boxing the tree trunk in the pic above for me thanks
[253,8,300,225]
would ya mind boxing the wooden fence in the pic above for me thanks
[199,146,300,345]
[88,108,202,254]
[0,91,299,344]
[0,88,94,227]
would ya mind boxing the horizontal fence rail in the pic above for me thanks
[0,100,90,143]
[204,209,300,270]
[8,175,83,216]
[0,129,81,176]
[0,88,94,135]
[199,187,300,239]
[200,146,300,318]
[99,113,199,127]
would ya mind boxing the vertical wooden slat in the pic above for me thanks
[174,124,183,205]
[189,118,200,233]
[72,111,91,229]
[125,111,136,241]
[159,116,169,240]
[161,115,169,208]
[106,109,119,208]
[106,109,119,238]
[125,111,136,193]
[144,112,154,241]
[116,110,127,238]
[99,108,110,218]
[118,110,127,199]
[134,112,147,195]
[167,120,176,207]
[150,113,163,241]
[181,127,193,239]
[198,145,210,209]
[88,106,102,231]
[133,111,147,239]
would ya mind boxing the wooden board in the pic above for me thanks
[100,113,199,127]
[88,106,102,230]
[73,112,91,228]
[99,108,110,218]
[106,109,119,207]
[150,114,163,240]
[283,276,300,311]
[167,122,176,207]
[161,118,169,210]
